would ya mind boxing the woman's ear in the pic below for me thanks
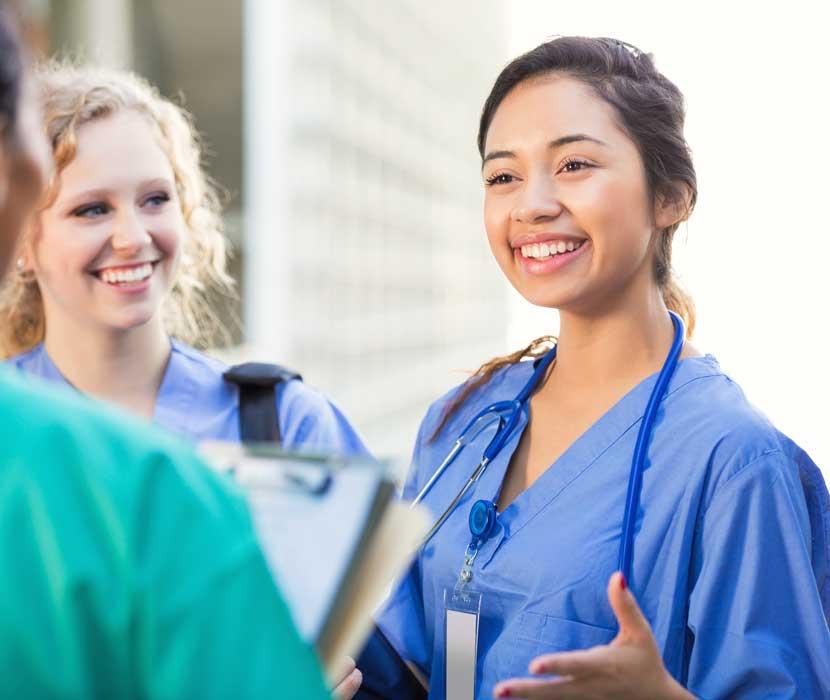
[654,183,694,230]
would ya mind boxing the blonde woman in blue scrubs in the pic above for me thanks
[369,37,830,699]
[1,62,365,457]
[0,11,340,698]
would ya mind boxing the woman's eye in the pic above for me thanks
[559,159,593,174]
[73,203,109,218]
[144,192,171,208]
[485,173,516,186]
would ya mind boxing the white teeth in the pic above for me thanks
[520,240,584,260]
[99,263,153,285]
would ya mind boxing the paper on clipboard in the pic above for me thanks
[200,442,429,682]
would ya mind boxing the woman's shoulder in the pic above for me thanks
[170,341,307,390]
[670,355,824,506]
[170,342,367,455]
[672,357,789,459]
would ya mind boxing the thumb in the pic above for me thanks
[607,572,652,644]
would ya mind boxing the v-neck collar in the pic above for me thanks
[26,341,181,427]
[470,354,723,562]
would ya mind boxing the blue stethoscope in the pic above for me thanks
[412,311,686,583]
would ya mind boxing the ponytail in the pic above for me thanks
[429,335,555,442]
[662,275,695,339]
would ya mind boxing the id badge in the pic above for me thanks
[444,587,482,699]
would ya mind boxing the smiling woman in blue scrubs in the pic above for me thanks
[0,63,365,457]
[372,37,830,698]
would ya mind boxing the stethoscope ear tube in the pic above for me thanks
[617,312,686,582]
[419,457,491,546]
[410,411,506,509]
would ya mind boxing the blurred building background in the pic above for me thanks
[14,1,828,474]
[18,0,512,466]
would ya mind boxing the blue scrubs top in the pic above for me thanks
[6,341,368,456]
[377,355,830,699]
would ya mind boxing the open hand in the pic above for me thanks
[493,573,692,699]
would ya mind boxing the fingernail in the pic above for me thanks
[619,573,627,591]
[496,689,512,698]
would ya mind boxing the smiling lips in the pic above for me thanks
[93,261,155,286]
[512,235,590,274]
[520,239,585,260]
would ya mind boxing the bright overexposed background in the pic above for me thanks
[508,0,830,475]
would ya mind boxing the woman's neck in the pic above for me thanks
[551,287,690,394]
[42,316,171,420]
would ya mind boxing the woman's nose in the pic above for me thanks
[111,211,152,253]
[510,177,564,225]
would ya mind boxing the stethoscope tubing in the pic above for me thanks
[413,312,685,585]
[411,350,556,543]
[618,311,685,580]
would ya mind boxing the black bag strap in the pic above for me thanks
[222,362,302,444]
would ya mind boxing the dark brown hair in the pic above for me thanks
[0,5,22,140]
[433,36,697,440]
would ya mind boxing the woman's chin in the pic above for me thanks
[99,310,158,334]
[512,283,575,311]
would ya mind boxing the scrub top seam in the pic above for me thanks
[662,371,725,401]
[698,452,784,526]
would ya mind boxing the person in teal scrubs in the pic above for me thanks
[1,60,366,456]
[0,10,355,698]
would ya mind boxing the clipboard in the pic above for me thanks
[200,441,429,684]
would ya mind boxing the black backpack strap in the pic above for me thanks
[222,362,302,444]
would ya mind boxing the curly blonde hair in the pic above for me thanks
[0,61,236,356]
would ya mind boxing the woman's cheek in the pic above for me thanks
[484,204,511,255]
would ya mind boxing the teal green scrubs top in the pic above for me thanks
[0,368,330,699]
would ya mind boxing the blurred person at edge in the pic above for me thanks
[0,8,361,699]
[359,37,830,699]
[0,60,367,459]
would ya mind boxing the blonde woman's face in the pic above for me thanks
[32,110,184,333]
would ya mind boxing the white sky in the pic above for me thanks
[506,1,830,474]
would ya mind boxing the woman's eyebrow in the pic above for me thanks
[139,177,174,191]
[59,188,111,209]
[549,133,607,150]
[482,133,607,169]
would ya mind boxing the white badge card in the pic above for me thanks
[444,588,482,700]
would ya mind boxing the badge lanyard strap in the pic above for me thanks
[456,499,498,588]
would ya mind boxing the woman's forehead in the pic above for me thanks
[56,111,173,194]
[484,76,627,155]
